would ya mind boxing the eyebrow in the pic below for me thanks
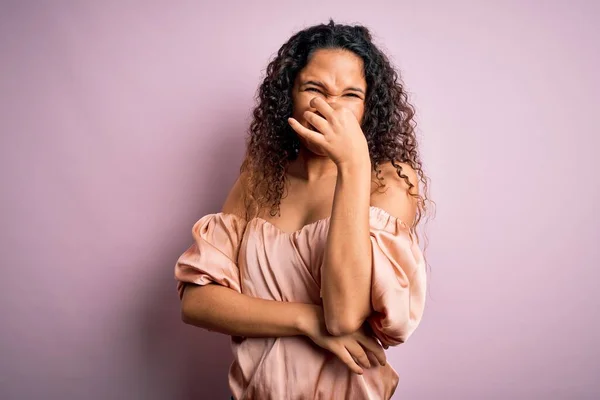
[301,80,365,94]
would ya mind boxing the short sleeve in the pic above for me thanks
[174,213,247,300]
[367,206,427,347]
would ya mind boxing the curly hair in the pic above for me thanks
[239,19,433,242]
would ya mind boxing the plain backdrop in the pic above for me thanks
[1,1,598,399]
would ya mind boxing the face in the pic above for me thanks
[291,48,367,156]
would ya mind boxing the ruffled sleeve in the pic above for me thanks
[174,213,247,299]
[367,206,427,347]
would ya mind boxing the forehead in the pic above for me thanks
[297,49,366,87]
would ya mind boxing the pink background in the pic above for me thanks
[1,1,598,399]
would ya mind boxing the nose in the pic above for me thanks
[310,98,336,114]
[326,96,338,106]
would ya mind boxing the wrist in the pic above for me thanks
[295,304,323,337]
[336,158,372,176]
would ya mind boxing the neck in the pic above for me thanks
[287,146,338,182]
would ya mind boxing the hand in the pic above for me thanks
[299,305,386,374]
[288,97,370,168]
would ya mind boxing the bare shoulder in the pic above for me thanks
[221,170,249,219]
[374,161,419,193]
[370,161,419,225]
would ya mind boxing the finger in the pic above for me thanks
[371,333,389,350]
[309,96,336,121]
[356,335,386,366]
[379,339,390,350]
[303,110,331,135]
[288,118,328,146]
[366,351,381,367]
[344,341,371,369]
[332,345,363,375]
[373,334,389,350]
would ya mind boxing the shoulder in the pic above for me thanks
[374,161,419,193]
[370,161,419,225]
[221,170,249,219]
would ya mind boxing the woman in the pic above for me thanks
[175,19,431,400]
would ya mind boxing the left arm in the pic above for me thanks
[322,161,419,336]
[287,97,419,336]
[321,159,373,336]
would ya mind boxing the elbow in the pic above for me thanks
[180,301,195,325]
[180,287,193,325]
[181,302,209,328]
[323,299,371,336]
[325,315,365,336]
[180,290,206,327]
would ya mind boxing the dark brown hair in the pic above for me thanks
[239,19,433,243]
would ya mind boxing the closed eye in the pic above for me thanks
[305,88,361,98]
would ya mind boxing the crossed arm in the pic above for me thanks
[321,160,419,336]
[180,161,419,339]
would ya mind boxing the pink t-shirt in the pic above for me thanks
[175,206,427,400]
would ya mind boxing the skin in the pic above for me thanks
[181,48,419,375]
[287,48,373,336]
[181,172,386,375]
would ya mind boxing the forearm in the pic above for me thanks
[322,161,373,335]
[181,283,321,337]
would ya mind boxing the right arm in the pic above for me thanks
[181,282,323,338]
[178,173,385,373]
[180,172,320,337]
[181,283,385,374]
